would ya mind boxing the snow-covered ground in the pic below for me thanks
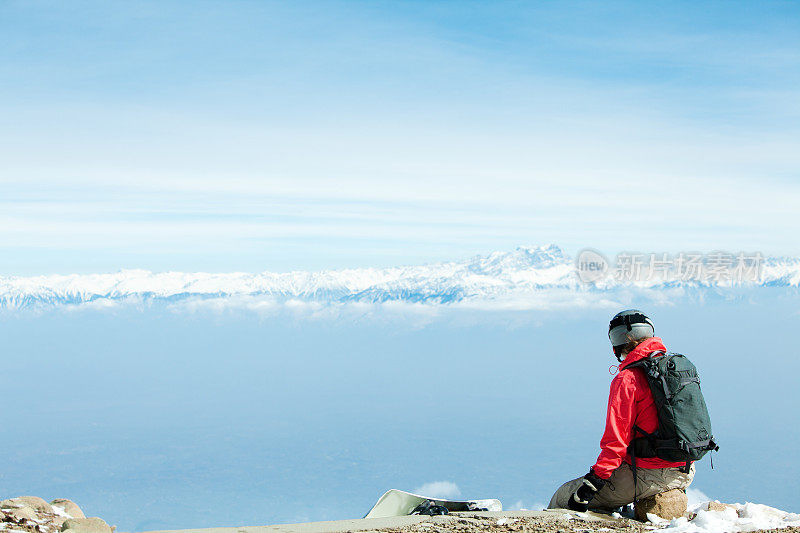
[656,500,800,532]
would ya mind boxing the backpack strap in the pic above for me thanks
[625,351,673,398]
[629,423,661,507]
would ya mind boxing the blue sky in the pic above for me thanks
[2,0,799,274]
[2,4,799,526]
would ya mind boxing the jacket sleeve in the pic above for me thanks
[591,371,638,479]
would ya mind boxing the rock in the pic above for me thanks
[707,501,737,513]
[3,505,39,523]
[61,517,113,533]
[10,496,53,514]
[1,498,28,510]
[51,499,86,519]
[635,489,688,521]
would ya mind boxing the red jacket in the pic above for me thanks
[591,337,688,479]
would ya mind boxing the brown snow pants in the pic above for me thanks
[548,462,695,511]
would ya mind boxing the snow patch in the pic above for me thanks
[50,505,72,519]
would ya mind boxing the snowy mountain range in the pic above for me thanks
[1,244,798,310]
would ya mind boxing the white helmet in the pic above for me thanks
[608,309,654,361]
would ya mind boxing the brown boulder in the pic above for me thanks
[61,517,113,533]
[52,499,86,519]
[635,489,688,521]
[707,501,737,513]
[3,505,39,523]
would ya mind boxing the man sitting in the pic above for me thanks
[548,310,695,512]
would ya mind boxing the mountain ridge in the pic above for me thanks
[0,245,797,310]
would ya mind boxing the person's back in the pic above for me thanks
[548,310,695,512]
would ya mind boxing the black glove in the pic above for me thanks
[567,470,606,512]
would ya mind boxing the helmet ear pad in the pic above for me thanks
[613,344,626,362]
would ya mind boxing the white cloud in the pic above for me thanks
[4,3,800,275]
[507,500,547,511]
[413,481,461,500]
[687,487,712,508]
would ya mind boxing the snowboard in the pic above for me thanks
[364,489,502,519]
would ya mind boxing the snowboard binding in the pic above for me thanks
[411,500,450,516]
